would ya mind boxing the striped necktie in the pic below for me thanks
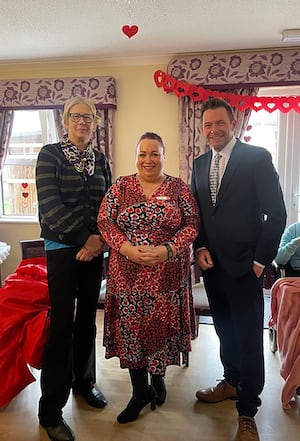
[209,153,222,205]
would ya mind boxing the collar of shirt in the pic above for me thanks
[211,136,236,180]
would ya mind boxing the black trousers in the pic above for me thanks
[203,262,265,417]
[39,247,103,426]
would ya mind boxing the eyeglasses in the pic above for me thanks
[68,113,95,123]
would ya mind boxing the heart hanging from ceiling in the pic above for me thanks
[122,24,139,38]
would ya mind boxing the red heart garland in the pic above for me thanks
[21,182,28,188]
[122,25,139,38]
[22,192,29,198]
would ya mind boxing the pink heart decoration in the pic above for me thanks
[122,24,139,38]
[244,136,251,143]
[21,182,28,188]
[22,192,29,198]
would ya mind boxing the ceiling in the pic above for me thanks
[1,0,300,64]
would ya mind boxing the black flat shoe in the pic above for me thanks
[42,418,75,441]
[117,386,157,424]
[73,386,107,408]
[151,374,167,405]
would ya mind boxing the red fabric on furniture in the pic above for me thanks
[270,277,300,409]
[0,257,50,408]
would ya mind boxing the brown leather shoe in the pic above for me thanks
[234,416,260,441]
[195,379,237,403]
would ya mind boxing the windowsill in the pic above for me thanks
[0,216,39,225]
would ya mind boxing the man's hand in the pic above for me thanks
[196,248,214,271]
[253,262,264,278]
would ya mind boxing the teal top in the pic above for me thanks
[275,222,300,269]
[44,239,74,251]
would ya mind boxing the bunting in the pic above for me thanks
[154,70,300,113]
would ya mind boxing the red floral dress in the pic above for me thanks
[97,174,199,374]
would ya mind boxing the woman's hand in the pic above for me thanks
[120,242,176,266]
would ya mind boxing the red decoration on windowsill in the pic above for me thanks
[122,24,139,38]
[154,70,300,113]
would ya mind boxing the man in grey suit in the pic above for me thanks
[191,98,286,441]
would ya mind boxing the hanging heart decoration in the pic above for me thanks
[244,136,251,143]
[21,182,28,188]
[122,24,139,38]
[22,192,29,198]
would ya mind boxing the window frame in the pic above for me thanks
[0,109,59,220]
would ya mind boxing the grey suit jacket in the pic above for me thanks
[191,139,287,277]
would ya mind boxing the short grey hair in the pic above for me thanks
[62,95,99,125]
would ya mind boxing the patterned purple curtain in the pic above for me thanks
[0,76,117,173]
[53,109,65,140]
[0,111,14,174]
[95,109,114,166]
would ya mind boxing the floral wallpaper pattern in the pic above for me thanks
[0,76,117,110]
[167,47,300,88]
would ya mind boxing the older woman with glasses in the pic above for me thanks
[36,96,111,441]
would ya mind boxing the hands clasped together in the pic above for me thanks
[120,243,176,266]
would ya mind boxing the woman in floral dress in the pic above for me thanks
[97,132,199,423]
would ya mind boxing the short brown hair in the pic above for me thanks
[200,98,234,123]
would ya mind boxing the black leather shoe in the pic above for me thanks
[73,386,107,408]
[42,419,75,441]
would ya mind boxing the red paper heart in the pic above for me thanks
[263,101,278,113]
[21,182,28,188]
[251,99,264,111]
[277,97,292,113]
[22,192,29,198]
[122,24,139,38]
[294,96,300,113]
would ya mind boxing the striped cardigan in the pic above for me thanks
[36,142,111,246]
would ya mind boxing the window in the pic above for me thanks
[246,86,300,225]
[0,110,59,218]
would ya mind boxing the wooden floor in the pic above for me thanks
[0,310,299,441]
